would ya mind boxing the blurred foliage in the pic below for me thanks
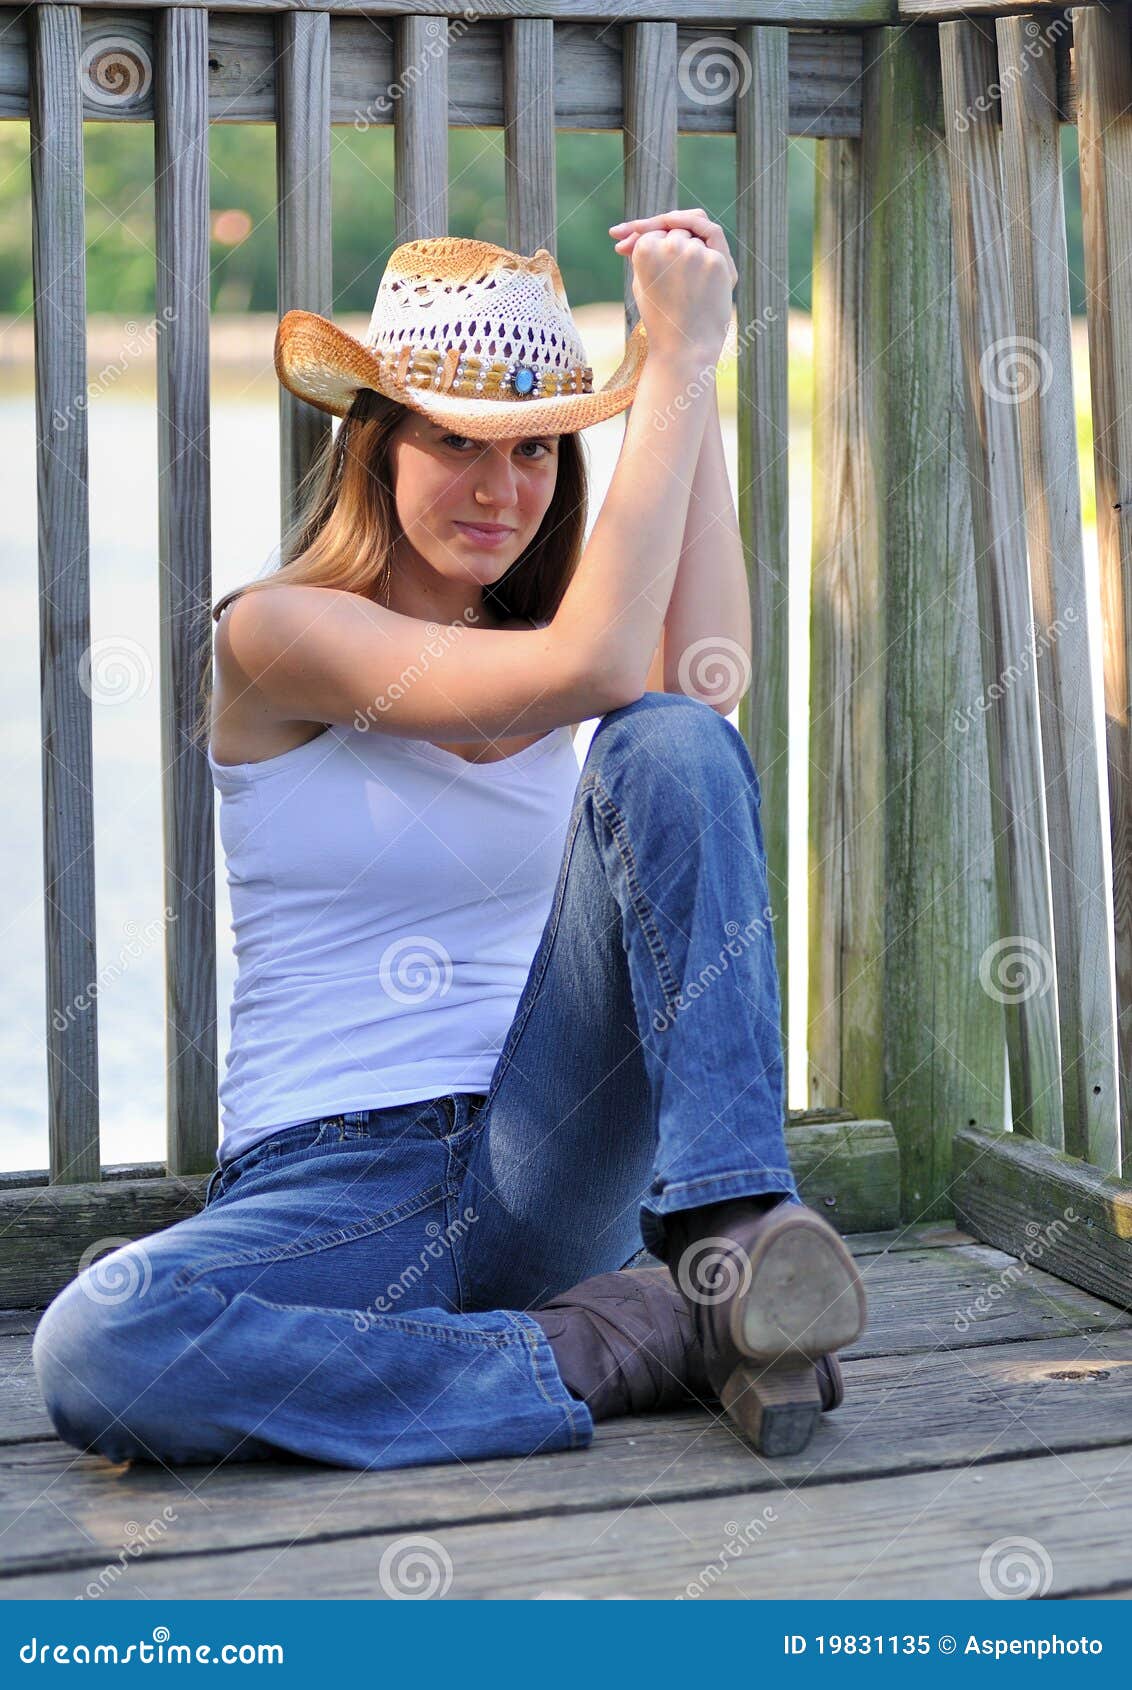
[0,121,823,314]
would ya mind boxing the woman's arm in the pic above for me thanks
[659,379,751,714]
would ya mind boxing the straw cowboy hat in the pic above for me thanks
[274,235,649,440]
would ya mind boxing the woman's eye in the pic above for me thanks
[440,434,550,459]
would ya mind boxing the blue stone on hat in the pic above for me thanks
[512,365,535,395]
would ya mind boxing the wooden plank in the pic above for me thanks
[846,1219,976,1253]
[938,19,1064,1148]
[846,1240,1132,1356]
[394,14,448,242]
[153,8,218,1182]
[7,1329,1132,1581]
[620,19,677,331]
[784,1118,899,1230]
[1076,4,1132,1181]
[28,3,101,1187]
[954,1124,1132,1311]
[7,1438,1132,1599]
[17,1,901,23]
[901,0,1085,19]
[0,15,866,138]
[0,1175,209,1310]
[735,26,791,1042]
[275,10,333,536]
[503,19,556,256]
[998,12,1118,1172]
[0,1120,898,1308]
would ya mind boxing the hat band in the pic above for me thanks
[372,342,594,402]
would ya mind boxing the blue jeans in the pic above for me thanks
[33,693,801,1471]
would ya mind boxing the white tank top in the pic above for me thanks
[208,719,581,1164]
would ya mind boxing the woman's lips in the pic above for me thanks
[453,521,516,547]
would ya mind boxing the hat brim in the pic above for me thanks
[273,310,649,438]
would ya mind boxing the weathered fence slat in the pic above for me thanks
[395,14,448,243]
[29,3,100,1185]
[504,19,556,257]
[276,11,333,535]
[938,17,1064,1147]
[1075,3,1132,1182]
[736,24,790,1035]
[154,7,218,1179]
[996,12,1119,1173]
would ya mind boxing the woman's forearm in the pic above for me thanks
[551,348,718,702]
[662,384,752,713]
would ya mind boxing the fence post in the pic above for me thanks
[810,25,1003,1217]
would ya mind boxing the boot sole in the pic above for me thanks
[720,1208,865,1456]
[730,1206,867,1362]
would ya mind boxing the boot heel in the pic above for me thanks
[720,1354,823,1456]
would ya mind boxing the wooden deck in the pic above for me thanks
[3,1221,1132,1601]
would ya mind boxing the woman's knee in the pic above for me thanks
[32,1249,216,1463]
[588,692,758,799]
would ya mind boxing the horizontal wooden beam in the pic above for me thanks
[0,12,865,136]
[953,1126,1132,1312]
[0,1117,899,1307]
[899,0,1078,19]
[16,1,900,23]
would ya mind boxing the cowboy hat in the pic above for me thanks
[273,235,649,440]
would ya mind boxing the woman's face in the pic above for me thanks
[389,413,560,592]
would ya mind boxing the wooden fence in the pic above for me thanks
[1,0,1130,1309]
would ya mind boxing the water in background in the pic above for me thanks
[0,359,818,1175]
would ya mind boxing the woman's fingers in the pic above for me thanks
[609,209,737,285]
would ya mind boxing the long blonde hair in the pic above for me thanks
[193,386,589,749]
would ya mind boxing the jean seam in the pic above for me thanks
[175,1280,530,1349]
[589,774,682,1017]
[647,1168,800,1202]
[505,1312,594,1446]
[174,1180,455,1285]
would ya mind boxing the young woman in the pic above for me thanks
[33,213,866,1472]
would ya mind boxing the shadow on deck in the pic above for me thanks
[2,1222,1131,1601]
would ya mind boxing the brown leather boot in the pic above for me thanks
[660,1198,866,1456]
[529,1264,846,1425]
[529,1265,709,1419]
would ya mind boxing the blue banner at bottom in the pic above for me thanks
[1,1599,1127,1681]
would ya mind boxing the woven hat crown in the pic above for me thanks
[364,237,590,396]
